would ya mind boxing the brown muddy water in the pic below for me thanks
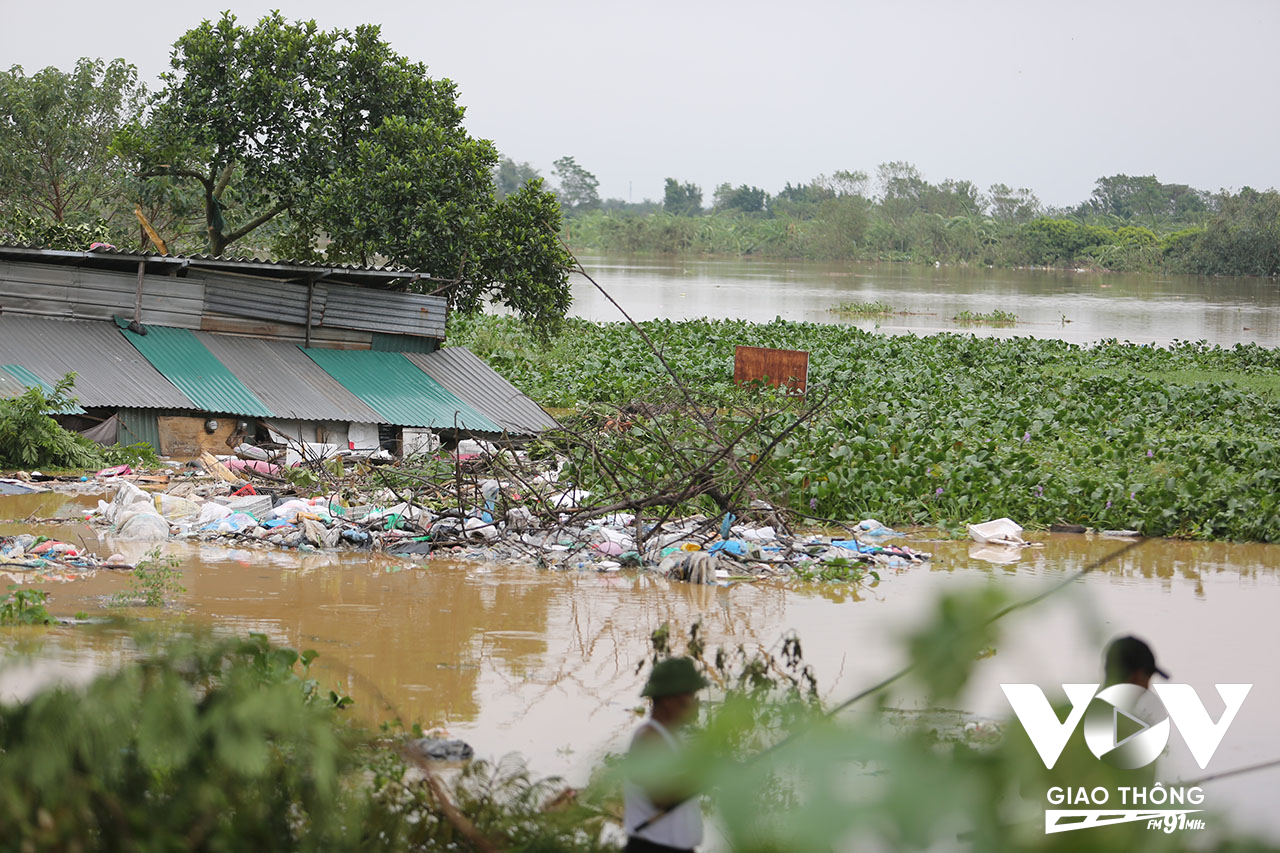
[3,490,1280,841]
[570,254,1280,347]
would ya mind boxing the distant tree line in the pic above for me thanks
[548,157,1280,276]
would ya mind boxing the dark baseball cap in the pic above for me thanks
[1106,635,1170,679]
[641,657,709,698]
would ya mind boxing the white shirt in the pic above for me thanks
[623,718,704,849]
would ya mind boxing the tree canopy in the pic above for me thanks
[551,156,600,212]
[109,12,570,332]
[494,157,542,199]
[663,179,702,215]
[713,183,768,214]
[0,58,143,230]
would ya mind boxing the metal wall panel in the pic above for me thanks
[201,272,326,327]
[195,332,384,423]
[733,345,809,394]
[0,315,195,409]
[320,283,447,339]
[370,332,437,353]
[117,408,162,450]
[405,348,558,435]
[0,258,445,342]
[0,261,205,328]
[199,313,372,349]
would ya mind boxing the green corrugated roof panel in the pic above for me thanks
[117,321,272,417]
[1,364,87,414]
[301,348,502,432]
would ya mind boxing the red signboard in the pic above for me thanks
[733,345,809,394]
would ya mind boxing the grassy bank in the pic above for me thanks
[453,315,1280,542]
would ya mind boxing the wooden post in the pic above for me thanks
[305,278,315,348]
[133,259,145,324]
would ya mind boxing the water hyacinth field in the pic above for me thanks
[453,315,1280,542]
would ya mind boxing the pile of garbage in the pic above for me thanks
[1,533,129,583]
[89,469,930,584]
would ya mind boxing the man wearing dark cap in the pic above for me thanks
[1105,635,1170,690]
[623,657,708,853]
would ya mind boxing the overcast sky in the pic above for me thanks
[4,0,1277,206]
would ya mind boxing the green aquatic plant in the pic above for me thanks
[450,314,1280,542]
[113,547,185,608]
[953,309,1019,326]
[829,300,894,317]
[794,556,879,584]
[0,586,52,626]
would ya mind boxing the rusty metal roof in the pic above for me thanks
[405,348,559,435]
[0,315,195,410]
[194,332,385,423]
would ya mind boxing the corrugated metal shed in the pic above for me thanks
[405,348,559,435]
[301,348,501,432]
[0,261,206,328]
[0,245,423,287]
[201,272,326,327]
[0,315,195,409]
[119,322,272,417]
[194,332,384,423]
[321,283,447,340]
[371,332,437,353]
[0,364,86,414]
[117,408,162,449]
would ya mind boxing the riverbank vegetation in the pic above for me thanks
[555,163,1280,277]
[454,314,1280,542]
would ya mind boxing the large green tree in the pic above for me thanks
[713,183,768,214]
[0,58,143,228]
[493,156,541,199]
[551,156,600,212]
[662,178,702,215]
[1087,174,1210,223]
[122,12,570,330]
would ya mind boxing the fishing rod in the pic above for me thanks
[1181,756,1280,787]
[632,538,1147,834]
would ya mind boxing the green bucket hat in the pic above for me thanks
[641,657,709,698]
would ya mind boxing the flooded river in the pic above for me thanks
[4,489,1280,841]
[571,255,1280,347]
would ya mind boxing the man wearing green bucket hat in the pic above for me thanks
[623,657,709,852]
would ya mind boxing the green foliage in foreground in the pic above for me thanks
[3,604,1276,851]
[0,375,100,469]
[455,315,1280,541]
[0,586,52,625]
[0,632,610,851]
